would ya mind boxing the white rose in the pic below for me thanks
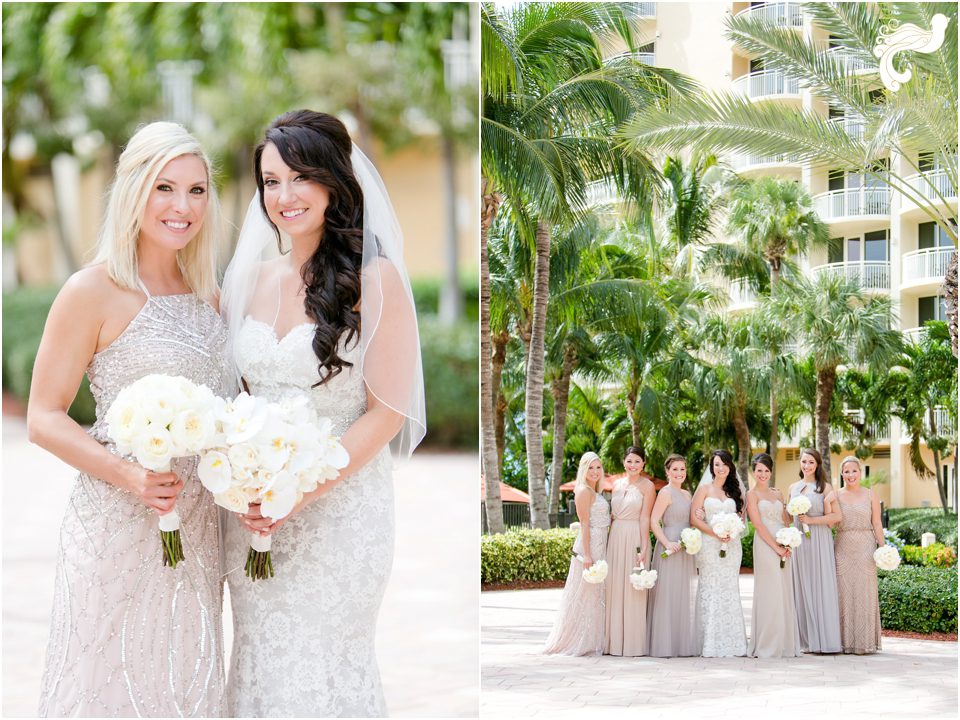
[170,409,215,454]
[106,402,146,453]
[214,486,253,513]
[227,443,260,472]
[134,427,174,471]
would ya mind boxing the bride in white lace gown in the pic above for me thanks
[690,450,747,657]
[221,111,424,717]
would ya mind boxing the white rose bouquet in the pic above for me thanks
[661,527,703,558]
[105,374,217,568]
[198,392,349,580]
[581,558,608,584]
[873,545,901,571]
[710,512,746,558]
[629,562,658,590]
[775,526,803,569]
[786,495,812,537]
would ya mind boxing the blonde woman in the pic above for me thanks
[544,452,611,656]
[29,122,228,716]
[834,456,884,654]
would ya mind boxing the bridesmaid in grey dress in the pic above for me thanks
[29,123,228,716]
[745,453,800,658]
[544,452,611,656]
[647,454,699,657]
[789,448,843,654]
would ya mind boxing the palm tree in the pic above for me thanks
[770,273,901,478]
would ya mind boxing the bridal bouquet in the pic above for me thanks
[710,512,746,558]
[873,545,902,571]
[786,495,812,537]
[775,526,803,568]
[581,559,608,584]
[629,545,657,590]
[105,373,217,568]
[661,527,703,558]
[197,392,349,580]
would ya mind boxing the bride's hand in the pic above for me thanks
[694,507,705,520]
[239,503,274,536]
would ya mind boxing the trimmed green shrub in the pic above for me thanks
[419,316,477,448]
[481,528,576,584]
[410,276,479,321]
[740,522,755,569]
[878,566,957,633]
[887,508,957,548]
[902,543,957,568]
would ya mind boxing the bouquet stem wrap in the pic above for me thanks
[246,533,275,580]
[158,507,184,568]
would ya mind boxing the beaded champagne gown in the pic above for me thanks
[695,497,747,657]
[835,497,882,654]
[748,499,801,658]
[225,318,394,717]
[543,489,610,656]
[37,292,228,717]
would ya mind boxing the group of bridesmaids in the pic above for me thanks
[544,446,885,659]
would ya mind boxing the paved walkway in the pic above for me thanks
[482,581,957,719]
[2,418,479,717]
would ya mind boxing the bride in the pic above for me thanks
[220,110,425,717]
[690,449,747,657]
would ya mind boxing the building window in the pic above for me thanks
[864,229,889,262]
[919,220,955,249]
[918,295,948,324]
[828,237,844,263]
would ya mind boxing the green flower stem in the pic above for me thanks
[161,530,184,568]
[246,549,275,581]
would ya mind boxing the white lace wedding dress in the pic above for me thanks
[224,318,394,717]
[694,497,747,657]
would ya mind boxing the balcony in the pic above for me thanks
[782,415,890,447]
[813,187,890,223]
[627,2,657,19]
[727,278,758,311]
[827,114,865,141]
[810,260,890,291]
[903,327,929,345]
[735,2,803,29]
[636,52,656,65]
[925,406,954,436]
[732,69,800,101]
[904,168,957,204]
[731,152,801,175]
[825,46,875,75]
[901,246,955,290]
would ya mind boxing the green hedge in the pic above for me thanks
[902,543,956,568]
[418,316,477,448]
[878,566,958,633]
[741,522,755,569]
[887,508,957,548]
[481,528,576,584]
[410,276,479,321]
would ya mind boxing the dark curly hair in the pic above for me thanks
[254,110,363,387]
[709,449,743,513]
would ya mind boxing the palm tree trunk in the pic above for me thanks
[625,388,640,447]
[492,330,509,466]
[943,251,958,358]
[481,178,504,534]
[769,385,778,488]
[815,366,837,480]
[928,407,950,515]
[732,404,752,489]
[549,343,576,522]
[525,218,552,529]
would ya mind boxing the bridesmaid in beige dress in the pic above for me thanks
[835,456,884,654]
[29,123,227,716]
[745,453,801,658]
[604,446,655,656]
[544,452,611,656]
[647,454,700,657]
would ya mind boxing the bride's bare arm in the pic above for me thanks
[27,270,182,513]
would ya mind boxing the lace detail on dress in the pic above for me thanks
[695,497,747,657]
[225,316,393,717]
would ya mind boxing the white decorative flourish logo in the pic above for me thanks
[873,13,950,91]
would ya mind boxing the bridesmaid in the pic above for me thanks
[745,453,801,658]
[835,456,883,654]
[647,454,699,657]
[604,446,655,656]
[544,452,611,656]
[789,448,843,654]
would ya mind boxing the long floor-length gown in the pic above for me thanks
[604,479,649,656]
[790,482,842,653]
[695,496,747,657]
[543,489,611,656]
[38,291,228,717]
[647,486,700,657]
[748,499,801,658]
[225,319,394,717]
[835,497,882,654]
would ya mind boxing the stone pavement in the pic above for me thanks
[2,417,479,717]
[482,581,958,719]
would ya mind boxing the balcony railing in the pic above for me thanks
[904,168,957,203]
[903,327,928,345]
[732,69,800,100]
[810,261,891,290]
[786,415,889,444]
[735,2,803,28]
[827,114,865,140]
[925,406,954,436]
[731,152,798,171]
[636,52,656,65]
[813,187,890,220]
[902,246,954,284]
[825,46,874,75]
[628,2,657,18]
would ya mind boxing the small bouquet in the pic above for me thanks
[198,392,349,580]
[775,526,803,568]
[786,495,812,537]
[710,512,746,558]
[105,374,217,568]
[580,558,608,584]
[873,544,901,571]
[629,545,657,590]
[661,527,703,558]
